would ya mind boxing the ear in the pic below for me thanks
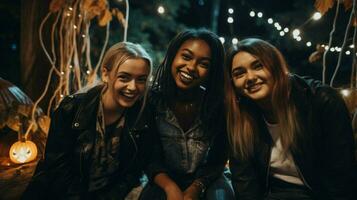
[102,67,109,83]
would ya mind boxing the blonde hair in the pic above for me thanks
[101,42,153,124]
[224,38,301,159]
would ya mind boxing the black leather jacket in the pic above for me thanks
[230,75,357,200]
[22,85,159,200]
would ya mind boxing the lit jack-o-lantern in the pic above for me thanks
[9,140,38,164]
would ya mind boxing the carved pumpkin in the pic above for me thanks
[9,140,38,164]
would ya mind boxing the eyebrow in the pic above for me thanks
[231,59,260,73]
[182,48,211,61]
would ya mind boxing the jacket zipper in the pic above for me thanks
[265,146,272,191]
[294,158,312,190]
[124,129,138,172]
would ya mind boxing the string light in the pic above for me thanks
[227,17,234,23]
[292,29,300,37]
[68,7,73,11]
[244,8,355,56]
[157,6,165,14]
[312,12,322,20]
[60,71,65,76]
[82,34,86,38]
[228,8,234,14]
[341,89,350,97]
[219,37,225,44]
[69,65,73,69]
[86,70,91,75]
[232,38,238,45]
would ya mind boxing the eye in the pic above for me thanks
[181,54,192,60]
[253,62,263,70]
[137,76,148,84]
[117,75,130,82]
[199,61,210,69]
[232,68,246,79]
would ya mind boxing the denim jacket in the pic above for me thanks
[156,102,211,175]
[146,91,229,188]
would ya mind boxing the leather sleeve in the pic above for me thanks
[22,96,79,199]
[315,86,357,200]
[229,155,264,200]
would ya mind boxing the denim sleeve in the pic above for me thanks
[194,125,229,188]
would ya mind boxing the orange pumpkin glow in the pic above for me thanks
[9,141,38,164]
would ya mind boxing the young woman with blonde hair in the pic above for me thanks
[23,42,158,200]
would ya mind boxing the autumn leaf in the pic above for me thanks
[49,0,66,13]
[112,8,126,28]
[98,9,112,26]
[82,0,108,20]
[314,0,335,15]
[343,0,353,11]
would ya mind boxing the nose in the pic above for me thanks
[246,70,257,84]
[186,60,197,72]
[127,80,137,91]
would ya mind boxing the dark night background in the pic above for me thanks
[0,0,355,96]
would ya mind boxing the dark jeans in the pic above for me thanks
[139,173,235,200]
[265,177,314,200]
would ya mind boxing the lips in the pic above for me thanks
[119,91,137,100]
[246,83,263,93]
[178,71,195,84]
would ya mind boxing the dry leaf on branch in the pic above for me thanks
[82,0,108,20]
[38,115,51,135]
[98,9,112,26]
[314,0,335,15]
[343,0,353,11]
[308,44,325,63]
[49,0,66,13]
[112,8,126,28]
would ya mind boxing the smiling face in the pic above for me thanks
[231,51,274,104]
[102,58,150,109]
[171,39,211,90]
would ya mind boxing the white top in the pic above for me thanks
[264,119,304,185]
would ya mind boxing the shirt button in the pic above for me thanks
[74,122,80,127]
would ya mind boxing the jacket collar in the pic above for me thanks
[72,85,103,130]
[71,84,147,131]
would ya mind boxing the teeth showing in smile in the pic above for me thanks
[121,92,136,99]
[247,83,262,92]
[180,71,194,82]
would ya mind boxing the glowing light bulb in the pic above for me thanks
[312,12,322,20]
[249,11,255,17]
[227,17,234,23]
[228,8,234,14]
[157,6,165,14]
[232,38,238,45]
[306,41,312,47]
[267,18,273,24]
[219,37,225,44]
